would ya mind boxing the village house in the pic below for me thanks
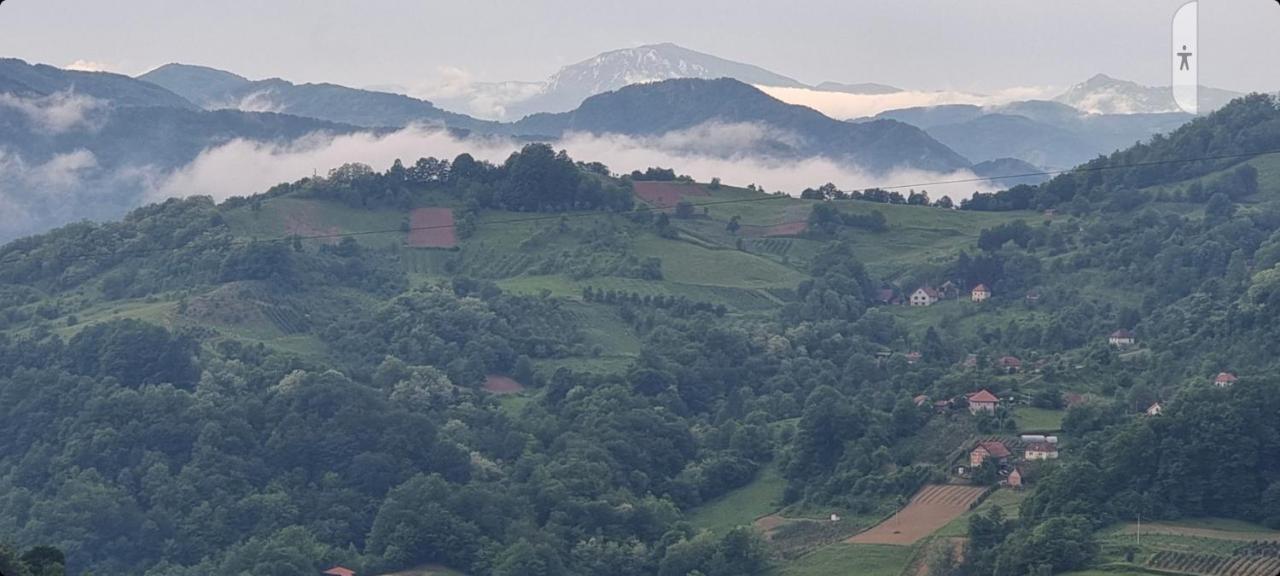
[905,351,923,365]
[1146,402,1164,416]
[971,284,991,302]
[940,280,960,299]
[1109,329,1136,347]
[323,567,356,576]
[1024,441,1059,461]
[966,389,1000,414]
[913,394,930,407]
[1003,465,1024,488]
[997,356,1022,374]
[1214,372,1238,387]
[910,287,940,307]
[970,440,1011,468]
[1025,290,1041,304]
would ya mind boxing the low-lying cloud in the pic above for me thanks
[0,91,104,134]
[757,85,1059,120]
[152,122,998,205]
[1,120,1007,242]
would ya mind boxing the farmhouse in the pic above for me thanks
[996,356,1022,373]
[940,280,960,299]
[970,440,1011,468]
[971,284,991,302]
[1006,467,1024,488]
[1146,402,1164,416]
[323,567,356,576]
[1024,441,1059,461]
[1109,329,1136,347]
[910,287,940,307]
[966,389,1000,414]
[1214,372,1238,388]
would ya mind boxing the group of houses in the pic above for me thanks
[907,282,992,307]
[967,434,1060,489]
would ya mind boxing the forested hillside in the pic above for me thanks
[1,96,1279,576]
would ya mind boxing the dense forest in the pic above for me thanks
[0,97,1279,576]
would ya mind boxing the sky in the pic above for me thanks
[0,0,1275,94]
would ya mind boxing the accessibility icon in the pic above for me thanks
[1171,1,1198,114]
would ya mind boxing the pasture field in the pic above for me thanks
[1014,406,1067,433]
[779,543,916,576]
[225,197,407,248]
[688,465,786,534]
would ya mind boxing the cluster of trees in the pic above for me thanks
[807,203,889,235]
[0,544,65,576]
[581,286,728,317]
[266,144,635,213]
[801,183,955,209]
[628,167,694,182]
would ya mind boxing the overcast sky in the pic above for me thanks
[0,0,1274,93]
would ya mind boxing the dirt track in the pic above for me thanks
[1121,523,1280,541]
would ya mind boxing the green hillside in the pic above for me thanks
[4,97,1280,576]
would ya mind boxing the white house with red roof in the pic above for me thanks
[1109,329,1136,347]
[910,287,940,307]
[1214,372,1238,388]
[1024,441,1059,461]
[971,284,992,302]
[967,389,1000,414]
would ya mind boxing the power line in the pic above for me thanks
[3,146,1279,267]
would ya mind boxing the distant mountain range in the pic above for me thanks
[871,99,1193,169]
[139,63,497,132]
[512,78,971,174]
[433,43,809,120]
[0,48,1256,241]
[1055,73,1243,115]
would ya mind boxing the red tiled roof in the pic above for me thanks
[916,287,940,298]
[1025,442,1058,454]
[973,284,990,293]
[324,567,356,576]
[998,356,1022,368]
[977,441,1011,459]
[1215,372,1238,384]
[1110,329,1135,339]
[967,390,1000,404]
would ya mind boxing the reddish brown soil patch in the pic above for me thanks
[633,181,710,209]
[483,375,525,395]
[407,207,458,248]
[753,514,793,540]
[847,485,987,545]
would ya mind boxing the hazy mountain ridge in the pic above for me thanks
[513,78,972,173]
[1055,73,1243,115]
[874,98,1193,169]
[0,58,197,109]
[140,63,498,131]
